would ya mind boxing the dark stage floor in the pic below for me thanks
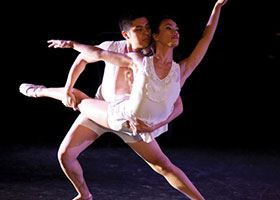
[1,145,280,200]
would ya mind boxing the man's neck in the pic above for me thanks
[125,43,142,53]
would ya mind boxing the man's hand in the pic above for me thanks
[47,39,74,48]
[62,88,78,111]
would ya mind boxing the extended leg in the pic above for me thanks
[129,140,205,200]
[19,83,88,101]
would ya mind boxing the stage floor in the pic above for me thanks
[1,145,279,200]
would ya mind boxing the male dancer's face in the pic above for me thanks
[122,17,151,52]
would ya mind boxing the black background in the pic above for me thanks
[5,0,279,149]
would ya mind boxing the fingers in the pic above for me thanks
[47,40,72,48]
[130,123,138,136]
[47,40,60,48]
[126,118,152,134]
[47,40,55,48]
[126,119,153,133]
[62,92,77,110]
[69,95,77,110]
[124,120,138,135]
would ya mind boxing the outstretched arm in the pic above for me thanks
[179,0,228,87]
[48,40,134,68]
[48,40,136,88]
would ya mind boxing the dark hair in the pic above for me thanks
[118,9,149,32]
[150,14,183,62]
[150,14,179,34]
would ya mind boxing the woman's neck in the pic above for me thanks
[154,46,173,64]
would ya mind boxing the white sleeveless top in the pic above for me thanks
[125,56,181,142]
[132,56,181,125]
[96,40,127,102]
[97,42,180,142]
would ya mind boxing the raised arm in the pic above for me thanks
[179,0,228,87]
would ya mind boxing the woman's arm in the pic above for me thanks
[47,39,135,68]
[179,0,228,87]
[127,96,183,133]
[151,96,183,132]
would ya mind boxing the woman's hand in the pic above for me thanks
[47,39,74,48]
[217,0,228,6]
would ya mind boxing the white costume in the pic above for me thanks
[77,40,180,143]
[96,41,127,102]
[107,56,181,143]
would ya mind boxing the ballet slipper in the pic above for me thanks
[19,83,46,98]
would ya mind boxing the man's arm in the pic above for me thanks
[179,0,228,87]
[64,53,87,89]
[48,40,142,109]
[47,40,100,108]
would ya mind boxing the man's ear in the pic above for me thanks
[121,31,129,39]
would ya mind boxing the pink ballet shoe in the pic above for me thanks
[19,83,46,98]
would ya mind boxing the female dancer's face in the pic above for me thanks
[154,18,180,48]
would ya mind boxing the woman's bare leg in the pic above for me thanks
[19,83,89,101]
[129,140,205,200]
[77,98,110,128]
[19,83,111,129]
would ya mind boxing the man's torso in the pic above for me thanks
[97,40,134,102]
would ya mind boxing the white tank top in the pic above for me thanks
[96,40,127,102]
[130,56,181,125]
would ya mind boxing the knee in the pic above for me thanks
[152,159,174,176]
[57,147,76,165]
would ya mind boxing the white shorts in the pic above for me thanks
[73,113,142,143]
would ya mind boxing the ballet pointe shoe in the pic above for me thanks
[19,83,46,98]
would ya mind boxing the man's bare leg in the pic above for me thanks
[19,83,205,198]
[19,84,105,199]
[129,140,205,200]
[58,121,99,200]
